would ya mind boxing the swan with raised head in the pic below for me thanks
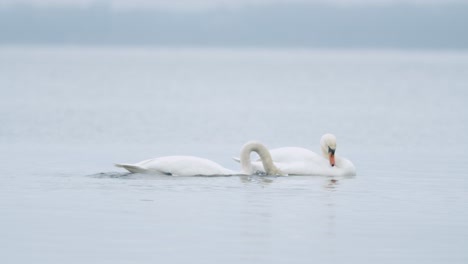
[235,134,356,176]
[115,141,282,176]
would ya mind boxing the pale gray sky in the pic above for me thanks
[1,0,468,10]
[1,0,467,48]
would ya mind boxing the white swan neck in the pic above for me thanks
[320,142,328,158]
[239,141,282,175]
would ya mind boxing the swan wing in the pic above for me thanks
[168,156,235,176]
[114,163,149,173]
[335,156,357,176]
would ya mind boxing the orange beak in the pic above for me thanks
[328,147,336,167]
[329,153,335,167]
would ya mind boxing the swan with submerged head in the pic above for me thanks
[115,141,282,176]
[234,134,356,176]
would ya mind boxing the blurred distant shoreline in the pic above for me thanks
[1,3,467,49]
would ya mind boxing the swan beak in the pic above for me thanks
[328,147,335,167]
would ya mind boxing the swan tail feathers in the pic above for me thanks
[114,163,146,173]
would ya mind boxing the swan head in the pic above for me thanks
[320,133,336,167]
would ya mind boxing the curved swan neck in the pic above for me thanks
[239,141,282,175]
[320,143,328,158]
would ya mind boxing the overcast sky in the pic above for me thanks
[1,0,467,48]
[1,0,468,10]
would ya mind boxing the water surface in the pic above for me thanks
[1,47,467,264]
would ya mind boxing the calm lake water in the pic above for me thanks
[1,47,467,264]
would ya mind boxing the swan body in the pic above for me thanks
[115,141,282,176]
[116,156,235,176]
[235,134,356,176]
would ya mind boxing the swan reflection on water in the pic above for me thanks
[324,178,339,191]
[239,174,277,185]
[89,171,352,194]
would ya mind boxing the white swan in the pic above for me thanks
[115,141,282,176]
[235,134,356,176]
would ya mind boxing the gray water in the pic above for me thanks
[1,47,467,264]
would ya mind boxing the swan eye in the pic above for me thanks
[328,146,335,155]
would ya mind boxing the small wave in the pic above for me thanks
[88,171,133,179]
